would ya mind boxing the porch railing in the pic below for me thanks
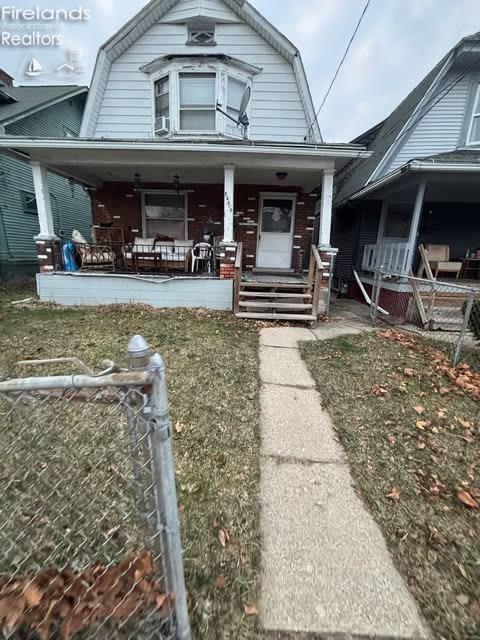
[233,242,243,315]
[362,242,410,276]
[64,241,218,276]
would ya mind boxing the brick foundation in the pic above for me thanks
[35,237,62,273]
[91,182,317,271]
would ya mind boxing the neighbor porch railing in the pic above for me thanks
[362,242,410,276]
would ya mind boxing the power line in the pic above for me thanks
[305,0,371,141]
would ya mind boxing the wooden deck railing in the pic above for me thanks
[233,242,243,315]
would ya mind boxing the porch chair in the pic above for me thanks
[72,229,116,271]
[191,242,213,274]
[419,244,462,279]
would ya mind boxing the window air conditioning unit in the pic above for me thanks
[155,116,170,135]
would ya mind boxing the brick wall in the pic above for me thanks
[92,182,316,271]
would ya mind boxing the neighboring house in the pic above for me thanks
[332,31,480,299]
[0,0,367,317]
[0,73,91,279]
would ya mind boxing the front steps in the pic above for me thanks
[235,280,323,323]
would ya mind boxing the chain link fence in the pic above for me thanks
[370,271,480,366]
[0,337,191,640]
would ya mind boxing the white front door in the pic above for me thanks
[257,195,295,269]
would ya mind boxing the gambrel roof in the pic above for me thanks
[335,30,480,205]
[0,85,87,128]
[80,0,321,141]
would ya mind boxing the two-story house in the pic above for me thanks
[0,72,91,279]
[0,0,367,318]
[333,31,480,305]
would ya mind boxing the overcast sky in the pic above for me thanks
[1,0,480,141]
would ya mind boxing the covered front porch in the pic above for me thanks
[356,166,480,282]
[0,138,367,315]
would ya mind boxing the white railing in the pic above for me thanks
[362,242,410,275]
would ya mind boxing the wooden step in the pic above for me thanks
[240,282,308,290]
[239,291,312,299]
[236,312,317,321]
[239,301,313,310]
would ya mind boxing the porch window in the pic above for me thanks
[384,203,412,239]
[468,84,480,143]
[20,190,38,216]
[179,73,216,131]
[154,76,170,133]
[144,193,186,239]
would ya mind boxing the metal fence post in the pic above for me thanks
[454,289,475,366]
[128,336,191,640]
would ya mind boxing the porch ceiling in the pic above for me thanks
[0,138,369,191]
[360,171,480,203]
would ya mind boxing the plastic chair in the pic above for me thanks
[191,243,213,274]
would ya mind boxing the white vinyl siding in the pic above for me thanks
[93,0,310,142]
[385,72,471,173]
[467,83,480,143]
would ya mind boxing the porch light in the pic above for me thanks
[202,223,213,243]
[276,172,288,181]
[133,173,142,192]
[173,174,181,194]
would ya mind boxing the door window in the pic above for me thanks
[261,199,293,233]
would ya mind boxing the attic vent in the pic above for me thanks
[187,26,216,45]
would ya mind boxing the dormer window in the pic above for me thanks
[179,73,216,131]
[467,83,480,144]
[188,26,216,45]
[143,55,262,138]
[154,76,170,133]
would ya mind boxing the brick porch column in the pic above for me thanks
[31,161,62,272]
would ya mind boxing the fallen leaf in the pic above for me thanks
[24,583,43,608]
[215,575,226,589]
[417,440,426,450]
[414,406,425,415]
[244,604,258,616]
[457,417,472,429]
[416,420,431,430]
[456,594,470,606]
[458,490,479,509]
[404,368,415,377]
[218,528,230,548]
[439,387,451,395]
[174,421,184,433]
[386,487,401,502]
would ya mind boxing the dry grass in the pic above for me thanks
[0,284,261,639]
[301,331,479,640]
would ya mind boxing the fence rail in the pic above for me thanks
[370,270,480,365]
[0,336,191,640]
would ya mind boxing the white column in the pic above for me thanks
[405,179,426,273]
[223,164,235,243]
[318,168,335,247]
[31,161,57,240]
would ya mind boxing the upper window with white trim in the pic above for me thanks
[146,55,259,138]
[154,76,169,134]
[179,72,216,131]
[467,83,480,144]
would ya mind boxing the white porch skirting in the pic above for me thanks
[37,272,233,311]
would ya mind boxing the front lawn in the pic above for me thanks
[0,286,260,639]
[301,330,479,640]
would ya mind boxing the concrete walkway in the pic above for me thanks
[259,323,429,639]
